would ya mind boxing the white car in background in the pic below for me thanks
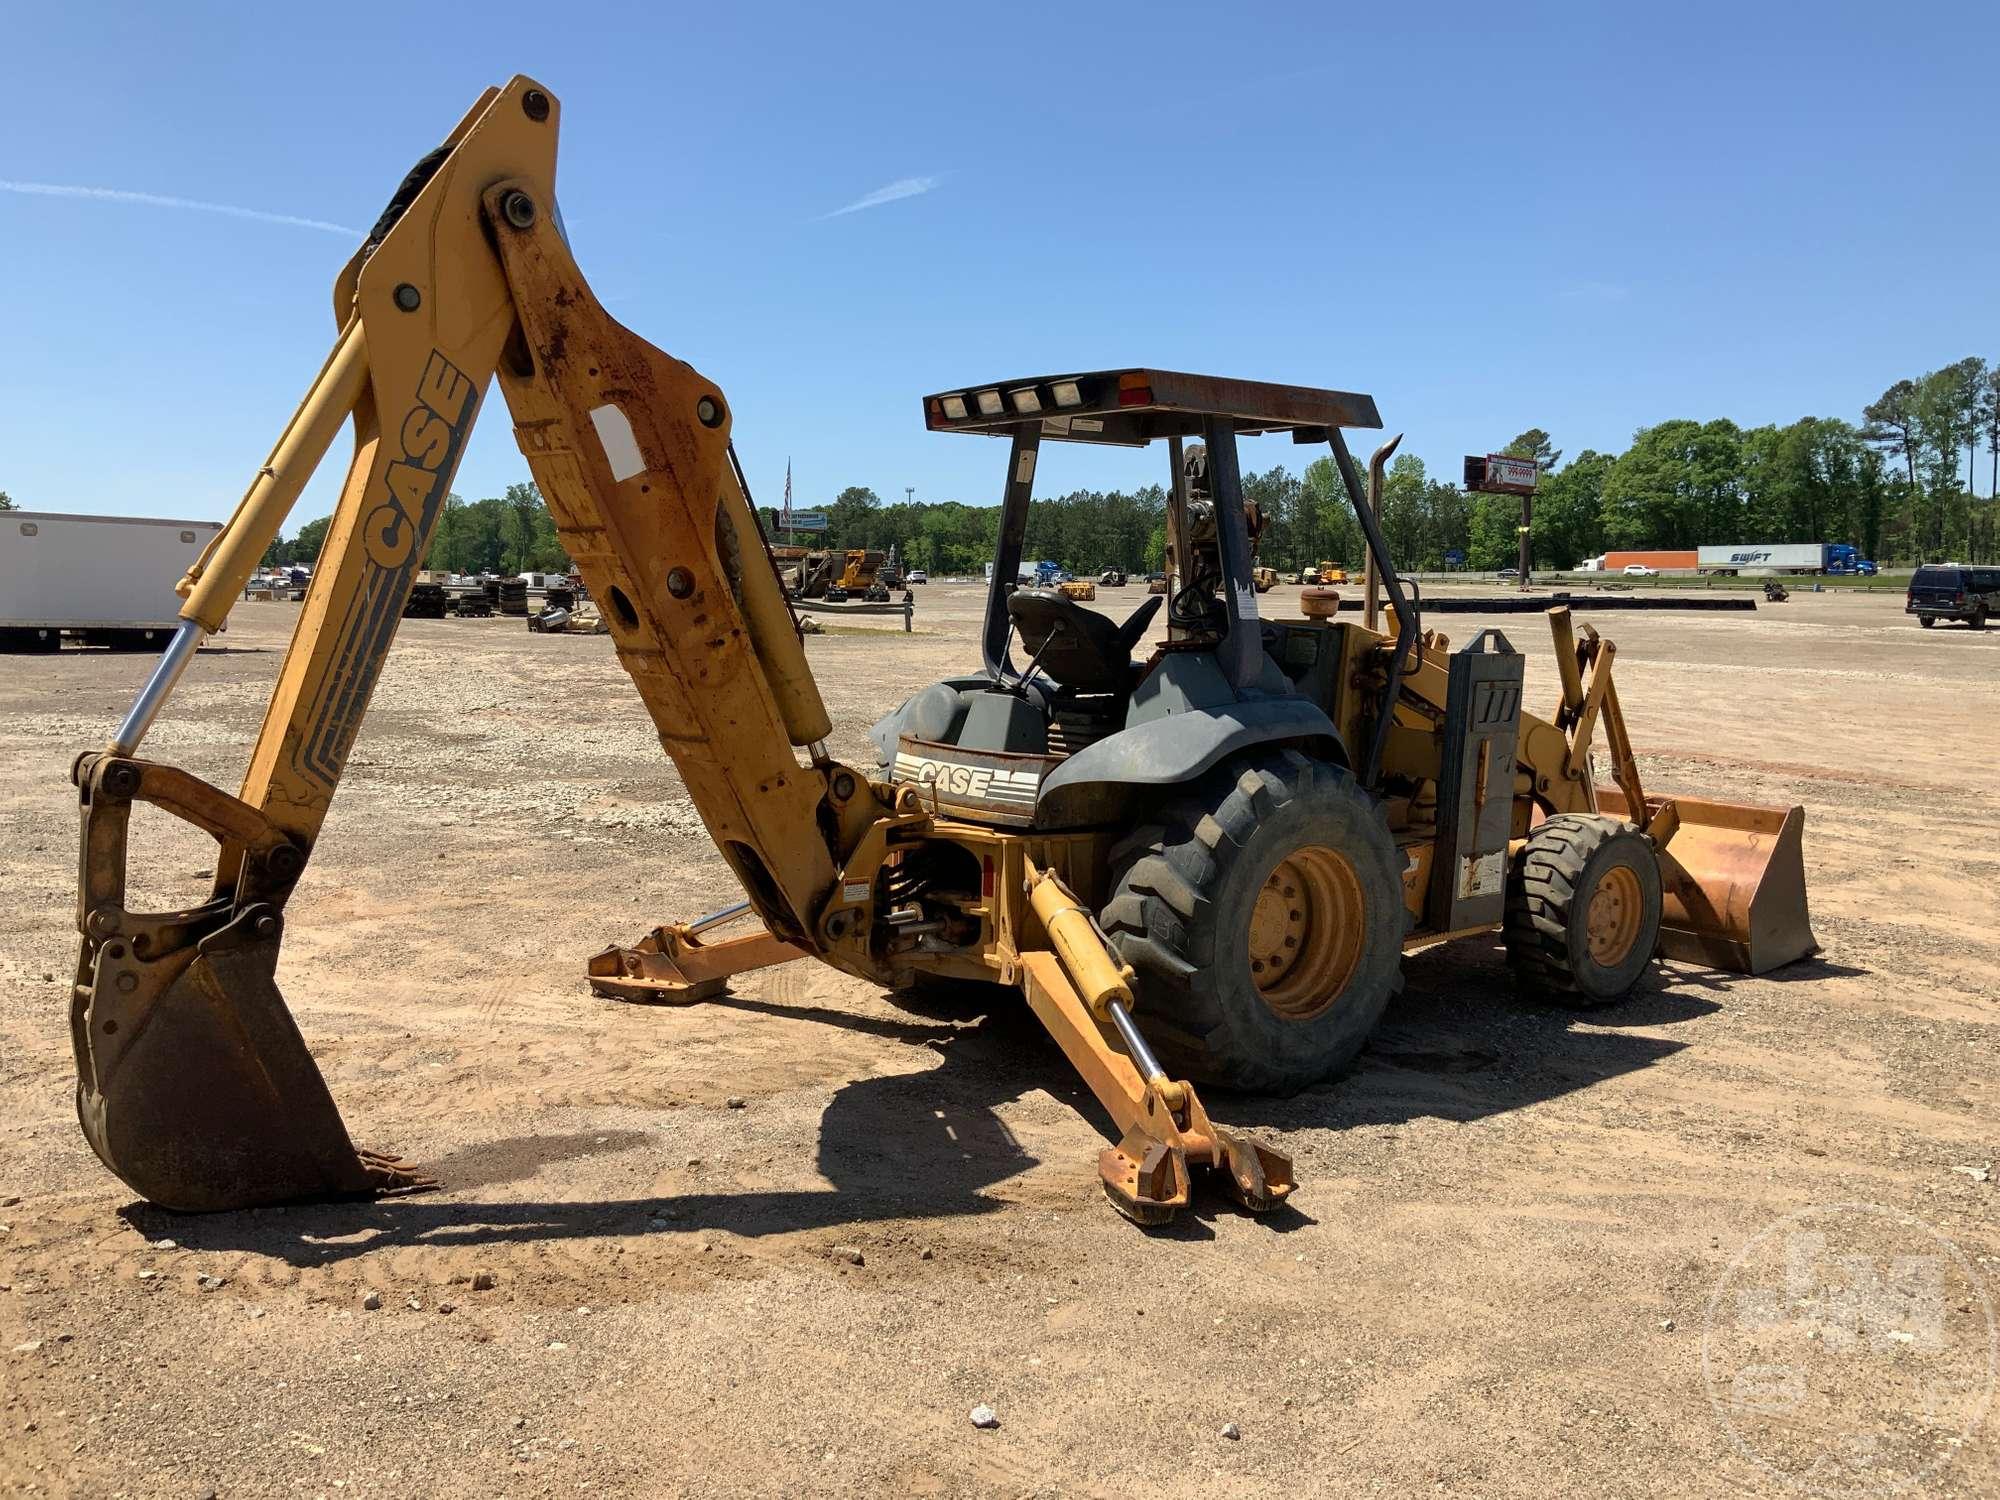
[1623,563,1658,577]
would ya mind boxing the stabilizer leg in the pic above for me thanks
[1017,951,1295,1225]
[588,910,806,1004]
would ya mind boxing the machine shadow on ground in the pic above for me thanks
[1212,937,1727,1135]
[115,945,1744,1263]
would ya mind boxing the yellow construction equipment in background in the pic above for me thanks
[66,77,1816,1227]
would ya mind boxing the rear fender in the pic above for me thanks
[1035,700,1346,827]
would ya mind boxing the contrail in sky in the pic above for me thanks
[821,175,942,219]
[0,179,358,236]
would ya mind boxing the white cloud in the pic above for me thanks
[821,175,942,219]
[0,179,357,236]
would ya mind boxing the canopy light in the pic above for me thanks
[1009,387,1043,414]
[975,389,1005,417]
[1050,380,1083,408]
[939,394,969,421]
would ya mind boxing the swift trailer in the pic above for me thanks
[1,511,225,653]
[1698,543,1838,576]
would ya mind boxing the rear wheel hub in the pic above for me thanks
[1248,844,1365,1021]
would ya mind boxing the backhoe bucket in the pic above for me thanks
[72,755,429,1213]
[1597,789,1819,975]
[71,906,423,1212]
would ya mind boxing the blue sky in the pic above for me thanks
[2,1,1994,526]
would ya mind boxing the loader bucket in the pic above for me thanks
[1597,789,1819,975]
[71,905,426,1213]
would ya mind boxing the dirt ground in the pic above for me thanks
[2,583,1996,1499]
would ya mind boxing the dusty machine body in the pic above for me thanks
[66,78,1815,1228]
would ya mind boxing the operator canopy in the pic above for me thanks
[922,368,1382,446]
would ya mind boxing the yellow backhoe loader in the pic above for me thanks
[67,77,1817,1227]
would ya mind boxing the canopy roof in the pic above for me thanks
[922,368,1382,447]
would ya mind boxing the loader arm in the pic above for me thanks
[69,76,876,1211]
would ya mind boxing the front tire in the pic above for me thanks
[1505,814,1662,1003]
[1102,752,1406,1093]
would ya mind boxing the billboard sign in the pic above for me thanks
[1463,454,1539,496]
[784,510,828,532]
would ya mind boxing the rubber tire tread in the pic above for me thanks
[1504,813,1662,1005]
[1101,751,1406,1094]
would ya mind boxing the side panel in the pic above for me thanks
[1695,543,1828,572]
[1425,634,1525,930]
[0,515,221,629]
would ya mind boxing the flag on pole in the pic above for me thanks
[782,460,792,531]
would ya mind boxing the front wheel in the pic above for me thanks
[1505,814,1662,1004]
[1102,753,1406,1093]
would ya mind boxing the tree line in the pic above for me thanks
[761,358,2000,573]
[230,354,2000,578]
[259,483,570,575]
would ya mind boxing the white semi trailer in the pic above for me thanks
[1,511,224,653]
[1697,542,1832,575]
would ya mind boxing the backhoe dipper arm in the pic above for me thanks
[70,77,867,1213]
[480,177,841,943]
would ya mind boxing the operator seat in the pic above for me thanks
[1005,589,1161,694]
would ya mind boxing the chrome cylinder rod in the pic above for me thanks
[108,619,206,756]
[684,899,753,937]
[1107,1000,1167,1085]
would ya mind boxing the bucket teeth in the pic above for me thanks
[355,1151,440,1196]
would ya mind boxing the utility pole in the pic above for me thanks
[1518,487,1533,590]
[905,487,915,507]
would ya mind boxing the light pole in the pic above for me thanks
[905,487,915,507]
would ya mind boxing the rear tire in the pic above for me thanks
[1102,752,1406,1093]
[1505,814,1661,1004]
[1919,616,1935,628]
[1972,607,1988,631]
